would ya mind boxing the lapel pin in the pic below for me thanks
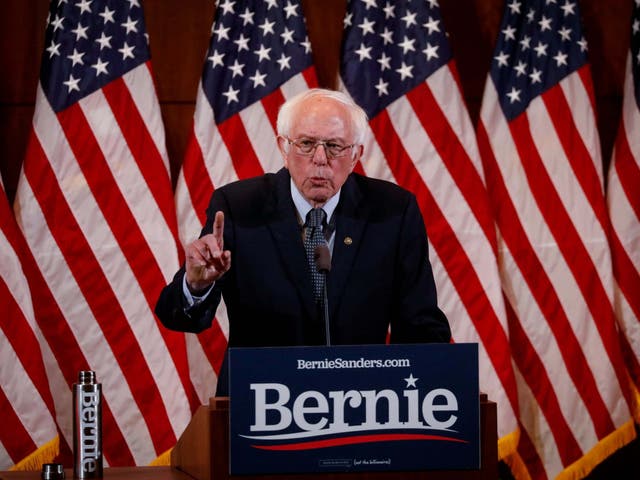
[343,236,353,245]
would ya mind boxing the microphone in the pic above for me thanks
[314,243,331,346]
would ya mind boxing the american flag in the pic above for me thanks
[11,0,196,466]
[476,0,636,478]
[174,0,318,397]
[340,0,519,458]
[607,0,640,391]
[0,176,60,468]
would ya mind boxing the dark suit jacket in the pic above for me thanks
[155,168,450,391]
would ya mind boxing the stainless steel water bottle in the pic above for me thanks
[73,370,103,478]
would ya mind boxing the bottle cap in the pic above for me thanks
[78,370,96,384]
[41,463,65,480]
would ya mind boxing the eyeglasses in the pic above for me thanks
[285,137,356,159]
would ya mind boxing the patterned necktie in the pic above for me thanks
[304,208,327,303]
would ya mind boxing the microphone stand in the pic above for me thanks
[314,243,332,346]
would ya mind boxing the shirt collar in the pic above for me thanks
[290,178,340,224]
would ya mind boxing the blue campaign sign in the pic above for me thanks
[228,343,479,475]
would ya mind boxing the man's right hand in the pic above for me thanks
[185,211,231,293]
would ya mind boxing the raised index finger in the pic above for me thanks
[213,210,224,250]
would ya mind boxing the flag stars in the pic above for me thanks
[362,0,377,10]
[99,6,115,23]
[118,42,135,60]
[280,27,295,45]
[233,33,250,52]
[259,19,275,36]
[51,14,65,31]
[514,60,527,76]
[72,23,89,41]
[423,42,439,60]
[213,23,230,41]
[529,67,542,83]
[560,0,576,16]
[377,51,391,70]
[538,15,552,32]
[553,51,568,66]
[301,36,312,54]
[558,26,572,41]
[375,77,389,97]
[76,0,92,14]
[208,49,225,67]
[358,17,376,36]
[395,61,414,80]
[633,19,639,35]
[96,32,112,50]
[277,53,291,71]
[401,11,418,28]
[379,27,394,45]
[494,50,510,67]
[526,8,535,23]
[63,74,81,93]
[91,58,109,76]
[383,2,395,19]
[534,41,548,57]
[222,85,239,104]
[67,48,84,66]
[228,59,245,77]
[502,25,516,41]
[219,0,235,15]
[46,40,61,58]
[520,35,531,50]
[355,42,372,61]
[344,12,353,28]
[507,0,521,14]
[577,36,588,52]
[254,44,271,62]
[249,70,267,88]
[121,16,138,34]
[398,36,416,54]
[239,7,254,25]
[506,87,521,103]
[284,1,298,18]
[423,16,440,34]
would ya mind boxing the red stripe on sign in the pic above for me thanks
[26,112,176,455]
[22,130,132,465]
[369,110,519,417]
[509,113,634,424]
[406,81,499,252]
[218,114,265,179]
[252,432,468,451]
[183,128,214,226]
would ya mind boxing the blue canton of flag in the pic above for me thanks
[41,0,150,112]
[203,0,313,124]
[341,0,451,119]
[490,0,588,120]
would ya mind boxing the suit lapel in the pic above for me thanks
[328,174,368,320]
[266,169,317,317]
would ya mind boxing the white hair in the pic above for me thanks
[276,88,369,145]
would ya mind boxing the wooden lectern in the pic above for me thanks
[171,395,498,480]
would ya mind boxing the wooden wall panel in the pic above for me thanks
[0,0,631,201]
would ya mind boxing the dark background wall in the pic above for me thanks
[0,0,633,204]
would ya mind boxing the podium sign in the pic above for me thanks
[228,343,479,475]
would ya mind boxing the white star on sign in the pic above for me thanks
[404,374,418,388]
